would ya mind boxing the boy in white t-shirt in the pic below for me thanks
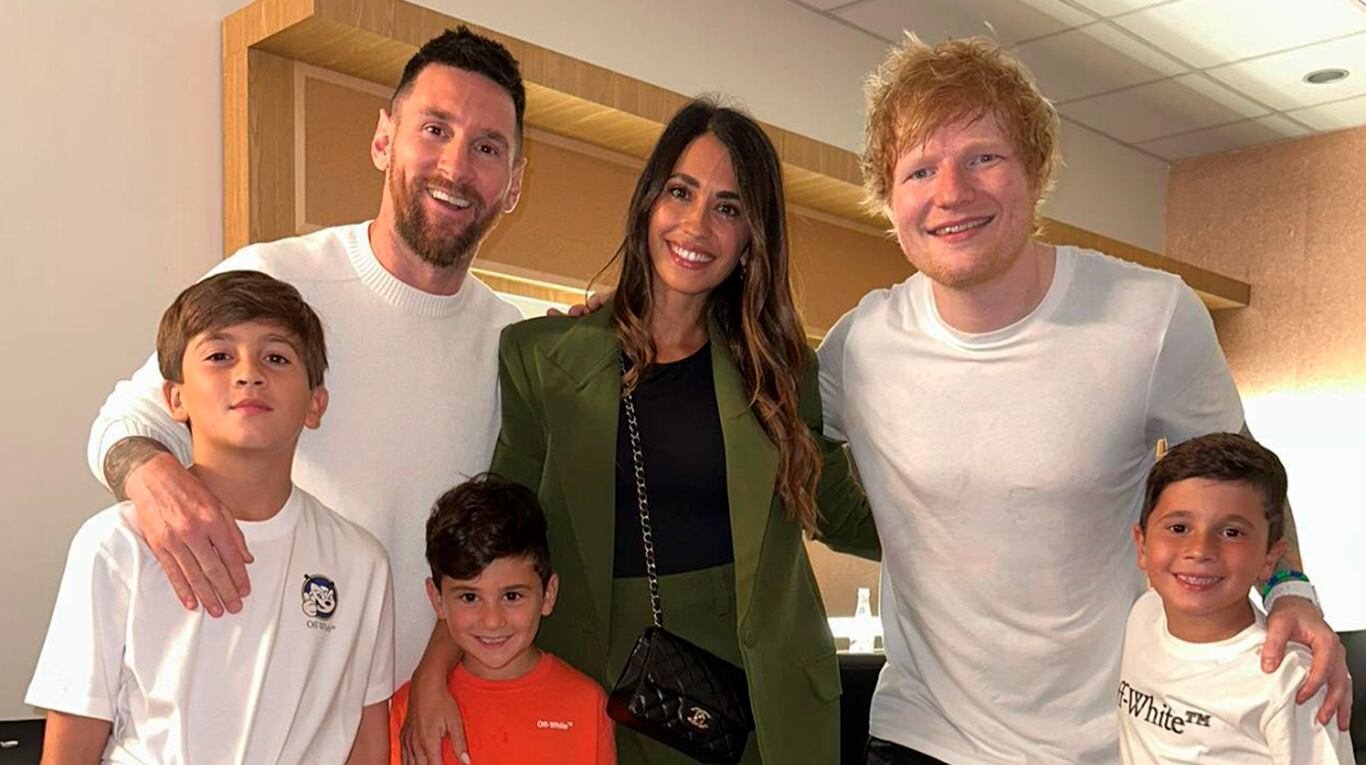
[1120,433,1353,763]
[27,271,395,764]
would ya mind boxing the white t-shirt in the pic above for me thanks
[1118,589,1353,763]
[27,488,394,764]
[87,222,523,679]
[818,247,1245,764]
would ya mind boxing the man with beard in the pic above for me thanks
[817,36,1350,764]
[87,27,526,762]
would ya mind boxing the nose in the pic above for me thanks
[933,163,974,208]
[679,196,709,236]
[436,134,472,183]
[477,602,506,630]
[233,357,266,388]
[1182,530,1218,561]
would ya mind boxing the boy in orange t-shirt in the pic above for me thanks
[390,474,616,765]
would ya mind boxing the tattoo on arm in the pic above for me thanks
[104,436,173,501]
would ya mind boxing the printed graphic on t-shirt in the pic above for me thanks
[1118,680,1213,734]
[302,573,338,631]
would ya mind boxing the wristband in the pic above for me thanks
[1262,573,1320,613]
[1260,569,1309,598]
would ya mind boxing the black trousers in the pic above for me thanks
[864,736,951,765]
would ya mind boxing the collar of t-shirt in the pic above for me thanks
[920,245,1077,351]
[235,486,304,543]
[451,650,553,691]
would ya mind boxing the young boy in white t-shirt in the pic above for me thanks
[27,271,395,764]
[1119,433,1353,763]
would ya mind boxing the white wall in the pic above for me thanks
[0,0,244,720]
[0,0,1172,720]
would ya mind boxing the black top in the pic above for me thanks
[613,343,734,578]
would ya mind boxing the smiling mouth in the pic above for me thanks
[427,187,473,210]
[669,242,714,265]
[1173,573,1224,589]
[473,635,512,647]
[928,217,993,236]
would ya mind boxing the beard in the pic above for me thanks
[390,170,502,271]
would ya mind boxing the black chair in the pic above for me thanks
[1341,629,1365,760]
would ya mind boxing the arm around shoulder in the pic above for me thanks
[799,349,880,560]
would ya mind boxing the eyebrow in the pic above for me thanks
[670,173,741,201]
[418,107,512,149]
[195,331,301,352]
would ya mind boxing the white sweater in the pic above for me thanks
[88,222,523,679]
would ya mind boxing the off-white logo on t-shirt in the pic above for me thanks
[536,720,575,730]
[1118,680,1213,733]
[302,573,338,632]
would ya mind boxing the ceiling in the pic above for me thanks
[790,0,1366,162]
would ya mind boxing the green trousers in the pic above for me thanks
[607,563,765,765]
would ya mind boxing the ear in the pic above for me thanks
[164,380,190,424]
[1131,523,1148,571]
[1260,539,1289,581]
[502,155,526,214]
[425,577,447,620]
[540,572,559,617]
[304,386,329,430]
[371,108,395,172]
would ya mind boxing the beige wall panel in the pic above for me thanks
[1166,125,1366,628]
[302,74,387,228]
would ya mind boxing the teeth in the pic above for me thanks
[670,243,713,263]
[933,219,988,235]
[1175,574,1222,586]
[429,188,471,208]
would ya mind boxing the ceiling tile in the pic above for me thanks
[1137,115,1310,160]
[1014,23,1186,102]
[1067,0,1168,16]
[1207,33,1366,111]
[1058,74,1268,143]
[835,0,1092,46]
[1287,93,1366,131]
[1113,0,1366,69]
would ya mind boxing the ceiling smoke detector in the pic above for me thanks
[1303,68,1349,84]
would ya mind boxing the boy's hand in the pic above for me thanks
[125,451,253,616]
[401,668,468,765]
[1262,595,1352,729]
[545,289,612,318]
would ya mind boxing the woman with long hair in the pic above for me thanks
[491,98,878,764]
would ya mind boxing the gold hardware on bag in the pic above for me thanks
[687,707,712,730]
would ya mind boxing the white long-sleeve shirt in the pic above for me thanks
[88,222,522,679]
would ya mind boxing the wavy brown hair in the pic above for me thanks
[603,98,821,532]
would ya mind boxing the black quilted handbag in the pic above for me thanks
[606,372,755,764]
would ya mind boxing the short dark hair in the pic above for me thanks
[157,271,328,388]
[1140,432,1288,547]
[426,473,552,587]
[392,26,526,146]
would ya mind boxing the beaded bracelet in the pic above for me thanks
[1260,569,1310,599]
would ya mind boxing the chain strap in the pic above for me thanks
[621,362,665,629]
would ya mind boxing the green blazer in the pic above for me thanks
[491,308,879,764]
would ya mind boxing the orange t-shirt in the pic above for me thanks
[389,652,616,765]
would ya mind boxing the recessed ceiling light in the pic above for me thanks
[1303,68,1349,85]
